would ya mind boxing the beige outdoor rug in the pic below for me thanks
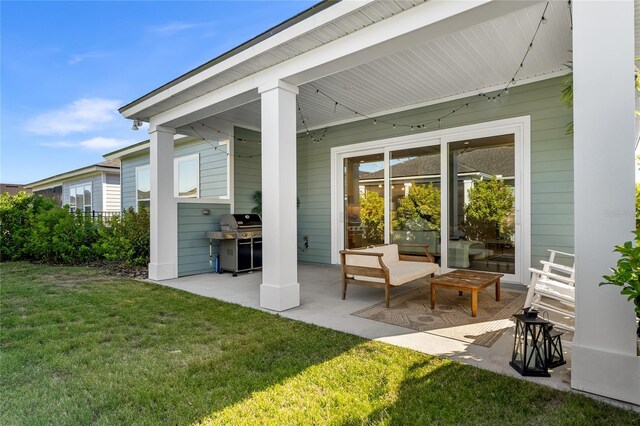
[352,286,526,348]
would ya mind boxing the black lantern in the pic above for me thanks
[510,310,550,377]
[544,325,566,369]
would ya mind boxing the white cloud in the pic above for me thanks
[68,51,109,65]
[148,21,207,36]
[40,137,133,151]
[78,137,132,150]
[27,98,121,136]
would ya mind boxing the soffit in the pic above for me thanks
[136,1,419,119]
[204,1,572,131]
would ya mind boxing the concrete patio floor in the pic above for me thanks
[156,262,574,392]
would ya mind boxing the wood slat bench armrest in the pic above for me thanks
[339,250,383,257]
[339,250,389,278]
[529,268,575,285]
[343,265,387,279]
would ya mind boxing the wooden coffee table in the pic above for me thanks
[430,270,503,317]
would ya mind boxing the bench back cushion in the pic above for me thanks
[344,244,400,268]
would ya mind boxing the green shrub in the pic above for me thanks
[464,178,515,241]
[359,191,384,244]
[1,193,149,266]
[601,229,640,337]
[393,183,441,232]
[95,207,149,265]
[0,192,56,260]
[26,208,101,263]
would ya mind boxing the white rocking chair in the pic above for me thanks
[524,250,576,332]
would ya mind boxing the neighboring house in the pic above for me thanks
[0,184,31,196]
[26,160,121,213]
[114,1,638,404]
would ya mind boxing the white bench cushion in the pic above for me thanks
[345,244,439,286]
[354,261,439,286]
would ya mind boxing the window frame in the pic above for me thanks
[68,182,92,213]
[174,153,200,198]
[135,165,150,212]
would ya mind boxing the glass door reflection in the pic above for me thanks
[389,146,441,264]
[344,153,385,249]
[447,135,516,274]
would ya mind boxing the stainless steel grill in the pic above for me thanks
[205,214,262,276]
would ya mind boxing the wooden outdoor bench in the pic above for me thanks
[339,244,440,307]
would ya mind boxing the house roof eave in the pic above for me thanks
[103,135,203,161]
[26,162,120,190]
[118,0,337,118]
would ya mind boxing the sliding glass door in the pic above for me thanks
[334,117,527,282]
[447,135,516,274]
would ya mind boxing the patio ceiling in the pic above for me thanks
[191,1,573,134]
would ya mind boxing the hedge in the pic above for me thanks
[0,192,149,265]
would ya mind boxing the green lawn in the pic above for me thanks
[1,262,638,425]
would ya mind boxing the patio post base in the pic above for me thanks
[148,262,177,281]
[571,344,640,405]
[260,282,300,312]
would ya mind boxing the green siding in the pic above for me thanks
[121,155,148,210]
[120,139,229,210]
[177,203,230,277]
[233,127,262,213]
[235,76,574,268]
[175,140,228,197]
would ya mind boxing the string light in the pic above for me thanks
[297,99,329,143]
[188,123,262,158]
[478,2,550,103]
[306,2,550,133]
[180,2,552,148]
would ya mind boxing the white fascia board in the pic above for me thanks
[121,0,375,118]
[150,0,541,129]
[151,86,260,130]
[27,168,104,189]
[103,143,151,161]
[103,135,196,161]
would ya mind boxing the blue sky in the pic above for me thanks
[1,1,316,184]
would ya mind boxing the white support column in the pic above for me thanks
[258,80,300,311]
[148,125,178,281]
[572,1,639,404]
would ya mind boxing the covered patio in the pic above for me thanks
[119,0,639,406]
